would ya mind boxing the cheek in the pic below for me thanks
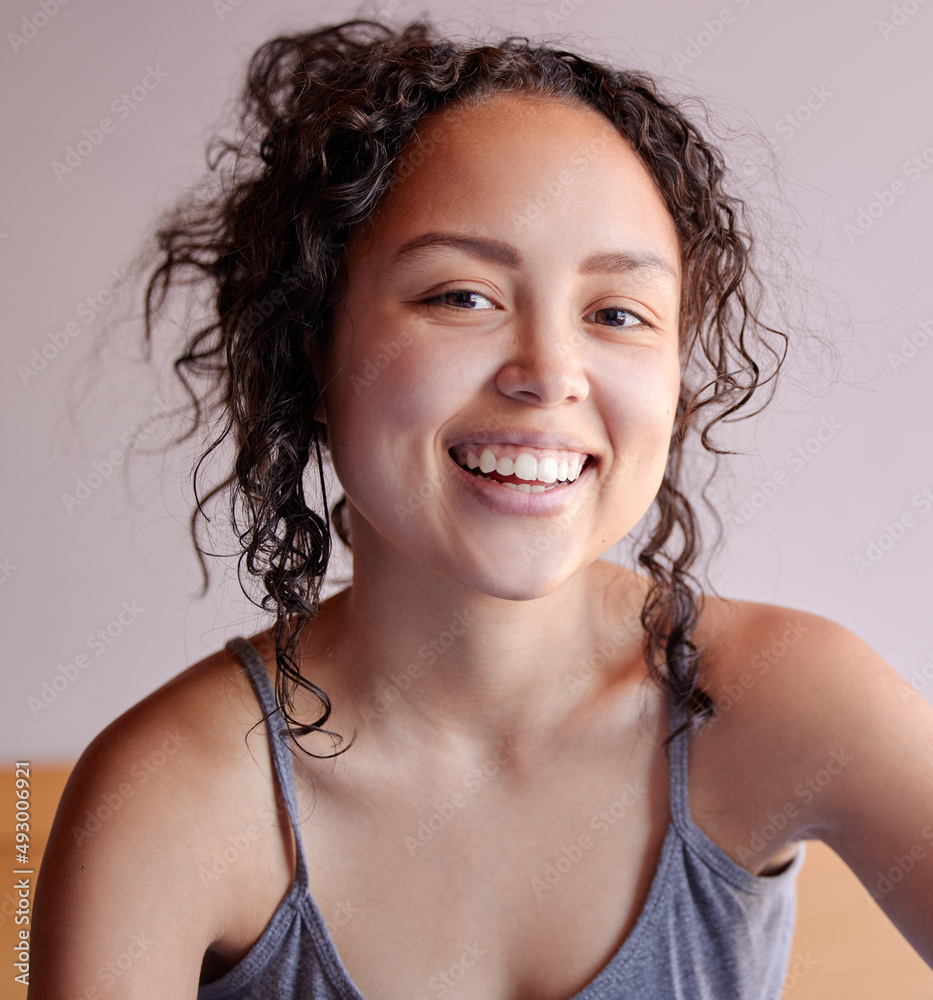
[348,330,488,453]
[604,355,680,433]
[364,348,458,445]
[326,338,455,495]
[599,360,680,486]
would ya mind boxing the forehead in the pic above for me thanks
[347,91,680,280]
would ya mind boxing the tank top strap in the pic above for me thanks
[665,689,696,835]
[225,636,311,892]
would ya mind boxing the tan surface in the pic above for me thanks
[780,838,933,998]
[2,768,931,999]
[1,766,73,1000]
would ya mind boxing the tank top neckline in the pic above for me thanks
[200,635,806,1000]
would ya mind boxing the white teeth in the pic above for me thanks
[472,475,562,492]
[538,457,559,483]
[461,446,588,483]
[479,448,498,474]
[513,453,537,481]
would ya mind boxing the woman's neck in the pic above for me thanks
[296,556,651,769]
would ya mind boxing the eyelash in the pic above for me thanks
[423,288,654,330]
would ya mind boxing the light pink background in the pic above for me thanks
[2,0,931,760]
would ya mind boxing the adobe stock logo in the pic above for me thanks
[726,416,843,528]
[8,0,71,53]
[511,137,607,231]
[27,600,145,717]
[843,138,933,243]
[877,0,929,39]
[775,85,832,140]
[887,317,933,374]
[52,66,170,181]
[853,486,933,575]
[19,268,132,386]
[668,0,752,72]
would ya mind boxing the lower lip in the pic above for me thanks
[449,455,594,516]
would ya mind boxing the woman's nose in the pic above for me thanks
[494,310,590,406]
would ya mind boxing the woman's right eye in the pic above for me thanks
[423,288,497,310]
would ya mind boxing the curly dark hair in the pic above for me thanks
[139,17,787,756]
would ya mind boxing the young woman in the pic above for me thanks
[30,17,933,1000]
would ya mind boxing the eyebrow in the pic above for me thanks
[387,232,679,283]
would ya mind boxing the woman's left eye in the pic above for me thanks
[587,306,651,329]
[424,289,497,310]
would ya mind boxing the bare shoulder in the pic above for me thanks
[30,636,294,996]
[690,592,925,794]
[688,593,917,827]
[688,594,933,962]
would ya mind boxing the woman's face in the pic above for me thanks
[322,91,683,599]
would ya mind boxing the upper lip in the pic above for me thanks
[447,428,595,457]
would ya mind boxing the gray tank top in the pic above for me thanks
[198,635,806,1000]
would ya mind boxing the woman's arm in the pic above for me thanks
[795,617,933,966]
[27,673,234,998]
[726,606,933,967]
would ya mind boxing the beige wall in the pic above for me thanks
[2,0,931,761]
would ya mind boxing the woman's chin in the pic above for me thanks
[431,547,591,603]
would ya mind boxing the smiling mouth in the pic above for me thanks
[449,449,594,493]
